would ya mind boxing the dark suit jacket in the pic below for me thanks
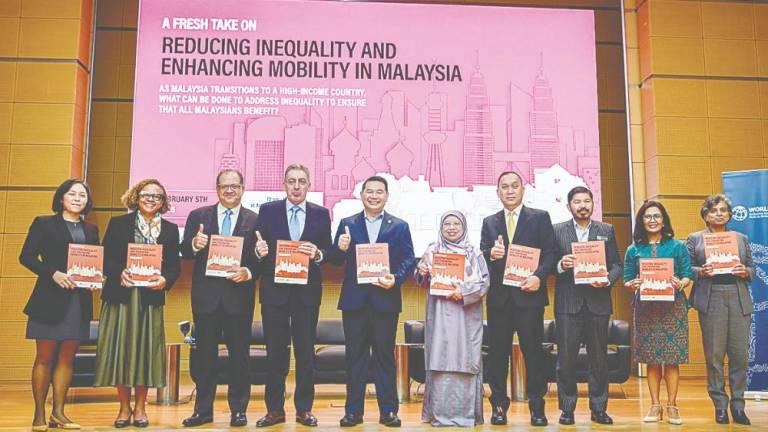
[329,211,416,313]
[19,214,100,324]
[687,229,755,315]
[180,204,260,315]
[552,219,622,315]
[480,206,556,309]
[101,211,181,307]
[254,199,332,307]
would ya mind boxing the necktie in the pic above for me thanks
[289,206,301,241]
[221,209,233,236]
[507,211,517,242]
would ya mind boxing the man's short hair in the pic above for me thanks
[216,169,244,185]
[496,171,523,187]
[362,175,388,192]
[284,164,310,181]
[567,186,593,203]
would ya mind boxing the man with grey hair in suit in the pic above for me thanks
[552,186,621,426]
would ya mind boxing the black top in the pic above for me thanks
[19,214,100,324]
[101,212,181,306]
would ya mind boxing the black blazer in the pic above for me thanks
[552,219,622,315]
[254,199,332,307]
[328,211,417,313]
[480,206,557,309]
[180,204,260,315]
[19,214,100,324]
[101,212,181,307]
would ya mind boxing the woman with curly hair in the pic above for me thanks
[93,179,181,428]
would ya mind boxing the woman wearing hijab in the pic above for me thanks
[414,211,490,427]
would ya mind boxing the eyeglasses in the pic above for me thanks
[643,214,663,221]
[139,193,165,201]
[217,184,243,191]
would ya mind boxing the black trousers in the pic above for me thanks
[555,306,610,412]
[342,307,398,417]
[487,300,547,412]
[192,302,252,416]
[261,298,320,413]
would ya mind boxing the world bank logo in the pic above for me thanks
[732,206,749,221]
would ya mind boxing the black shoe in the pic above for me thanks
[591,411,613,425]
[114,413,132,429]
[182,413,213,427]
[379,412,401,427]
[230,412,248,427]
[715,409,729,424]
[490,406,507,425]
[339,413,363,427]
[256,411,285,427]
[731,409,750,425]
[296,411,318,427]
[530,411,548,427]
[559,411,574,425]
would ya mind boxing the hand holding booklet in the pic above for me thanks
[503,244,540,287]
[67,244,104,289]
[356,243,390,284]
[126,243,163,286]
[572,241,609,284]
[206,235,244,277]
[274,240,309,284]
[639,258,674,301]
[429,252,465,296]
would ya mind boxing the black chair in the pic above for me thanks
[542,319,631,384]
[313,319,374,384]
[71,321,99,387]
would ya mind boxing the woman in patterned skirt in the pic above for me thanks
[94,179,180,428]
[623,200,692,425]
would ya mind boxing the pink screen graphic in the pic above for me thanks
[131,0,602,251]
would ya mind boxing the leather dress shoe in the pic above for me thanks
[230,412,248,427]
[379,412,401,427]
[490,406,507,425]
[256,411,285,427]
[530,411,548,427]
[339,413,363,427]
[731,409,750,425]
[591,411,613,425]
[182,413,213,427]
[559,411,575,425]
[715,409,729,424]
[296,411,318,427]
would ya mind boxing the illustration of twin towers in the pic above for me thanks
[213,56,600,210]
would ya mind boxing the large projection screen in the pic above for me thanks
[130,0,602,253]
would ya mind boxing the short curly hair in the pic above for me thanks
[120,179,170,214]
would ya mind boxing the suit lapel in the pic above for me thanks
[511,206,527,244]
[354,212,370,244]
[299,202,312,241]
[374,211,394,243]
[494,210,507,244]
[277,199,292,240]
[211,205,221,235]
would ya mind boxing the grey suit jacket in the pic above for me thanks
[686,229,755,315]
[553,219,622,315]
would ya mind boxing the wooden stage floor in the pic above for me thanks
[0,376,765,430]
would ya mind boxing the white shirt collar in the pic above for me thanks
[573,219,592,231]
[286,199,307,212]
[503,205,521,219]
[217,203,241,216]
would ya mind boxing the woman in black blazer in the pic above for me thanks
[19,179,99,431]
[93,179,180,428]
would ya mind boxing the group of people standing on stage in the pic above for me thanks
[19,166,756,430]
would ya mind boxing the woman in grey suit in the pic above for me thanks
[686,194,755,425]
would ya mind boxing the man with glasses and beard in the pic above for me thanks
[552,186,621,426]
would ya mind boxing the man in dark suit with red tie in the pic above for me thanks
[180,169,260,428]
[252,164,332,428]
[480,171,557,427]
[329,175,416,428]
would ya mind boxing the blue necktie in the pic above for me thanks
[289,206,301,241]
[221,209,233,236]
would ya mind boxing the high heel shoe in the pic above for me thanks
[113,410,132,429]
[48,415,80,430]
[643,404,662,422]
[31,424,48,432]
[667,405,683,425]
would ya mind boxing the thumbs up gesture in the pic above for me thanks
[193,224,209,250]
[255,230,268,258]
[490,234,506,260]
[338,225,351,252]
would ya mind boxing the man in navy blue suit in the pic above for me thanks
[329,175,416,428]
[252,164,332,428]
[480,171,557,427]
